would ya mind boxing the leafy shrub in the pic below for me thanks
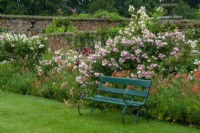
[0,63,16,90]
[172,1,196,19]
[193,7,200,19]
[96,27,122,45]
[148,70,200,126]
[0,47,80,103]
[10,70,37,95]
[0,63,37,95]
[44,18,76,33]
[185,28,200,40]
[35,49,80,102]
[93,10,125,21]
[0,33,48,70]
[66,28,121,50]
[68,13,92,19]
[0,27,8,33]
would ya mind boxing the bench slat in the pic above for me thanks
[100,76,151,88]
[82,95,143,106]
[98,86,148,97]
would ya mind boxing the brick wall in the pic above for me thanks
[1,14,124,37]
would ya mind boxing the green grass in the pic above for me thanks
[0,91,199,133]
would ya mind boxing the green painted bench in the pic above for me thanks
[77,76,152,124]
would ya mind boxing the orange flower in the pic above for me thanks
[192,84,199,93]
[194,69,200,81]
[126,85,134,90]
[175,73,181,79]
[112,70,130,77]
[150,88,156,94]
[66,64,73,71]
[64,99,71,107]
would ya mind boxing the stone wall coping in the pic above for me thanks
[40,31,96,37]
[0,14,130,22]
[1,14,199,24]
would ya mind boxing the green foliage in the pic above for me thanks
[34,48,80,102]
[4,2,24,15]
[193,7,200,19]
[0,63,16,90]
[115,0,160,17]
[66,28,121,50]
[87,0,117,13]
[185,28,200,40]
[10,71,37,95]
[0,49,79,102]
[172,1,196,19]
[96,27,122,45]
[68,13,92,19]
[93,10,125,21]
[0,0,199,19]
[147,74,200,126]
[0,63,36,95]
[146,7,177,34]
[146,19,177,34]
[0,27,8,33]
[44,18,76,33]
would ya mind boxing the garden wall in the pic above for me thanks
[1,14,200,51]
[44,33,71,51]
[1,14,123,37]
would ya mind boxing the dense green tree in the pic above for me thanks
[3,1,24,15]
[115,0,159,17]
[0,0,199,19]
[173,0,196,19]
[87,0,117,14]
[183,0,200,8]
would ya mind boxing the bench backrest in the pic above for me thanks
[98,76,152,103]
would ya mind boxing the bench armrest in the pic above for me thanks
[79,82,102,98]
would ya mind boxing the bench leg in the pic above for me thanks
[97,104,105,113]
[90,101,95,115]
[145,105,148,122]
[122,106,127,124]
[134,107,141,123]
[78,100,82,116]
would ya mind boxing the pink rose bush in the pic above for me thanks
[75,6,198,85]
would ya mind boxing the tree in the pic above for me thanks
[183,0,200,8]
[172,0,195,19]
[115,0,159,17]
[87,0,117,14]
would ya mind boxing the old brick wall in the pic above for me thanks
[1,15,124,37]
[44,33,69,51]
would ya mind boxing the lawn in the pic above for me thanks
[0,91,199,133]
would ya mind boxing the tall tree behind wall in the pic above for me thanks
[87,0,117,14]
[115,0,159,17]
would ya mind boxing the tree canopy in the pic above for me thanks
[0,0,199,19]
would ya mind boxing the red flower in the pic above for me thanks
[75,60,80,66]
